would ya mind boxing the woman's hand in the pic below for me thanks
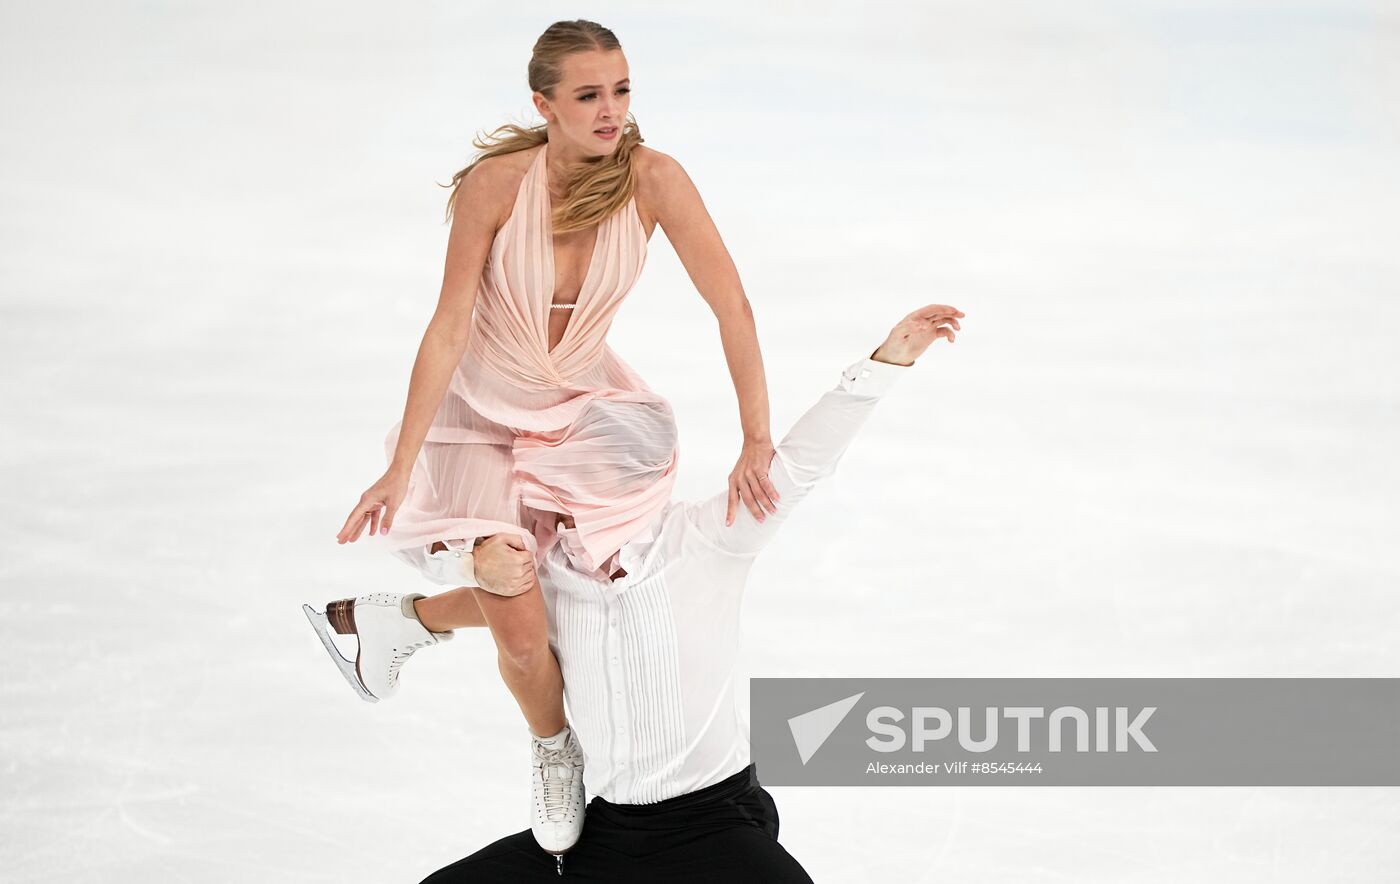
[727,438,780,526]
[336,469,410,543]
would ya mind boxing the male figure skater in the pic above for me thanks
[308,303,962,880]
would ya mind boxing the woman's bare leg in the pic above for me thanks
[405,538,562,733]
[413,588,486,631]
[470,568,565,737]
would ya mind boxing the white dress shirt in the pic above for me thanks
[537,356,908,804]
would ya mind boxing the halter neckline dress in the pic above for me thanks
[380,140,679,580]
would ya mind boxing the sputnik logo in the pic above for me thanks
[787,692,865,764]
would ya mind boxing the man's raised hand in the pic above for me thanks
[871,304,964,366]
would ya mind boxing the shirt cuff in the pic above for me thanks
[839,357,907,397]
[427,540,479,587]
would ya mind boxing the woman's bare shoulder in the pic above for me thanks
[459,146,542,231]
[632,144,685,185]
[632,145,691,231]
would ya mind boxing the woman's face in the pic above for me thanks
[536,49,630,158]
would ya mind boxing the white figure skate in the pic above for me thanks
[531,728,587,863]
[302,592,453,702]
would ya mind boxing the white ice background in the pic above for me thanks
[2,1,1399,881]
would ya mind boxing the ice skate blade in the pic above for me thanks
[302,603,378,703]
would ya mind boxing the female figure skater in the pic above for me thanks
[303,19,779,859]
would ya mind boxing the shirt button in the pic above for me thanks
[609,619,617,627]
[611,656,619,663]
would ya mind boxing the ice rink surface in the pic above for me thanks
[3,1,1398,880]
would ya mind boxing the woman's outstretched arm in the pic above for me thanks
[648,150,780,526]
[336,159,508,544]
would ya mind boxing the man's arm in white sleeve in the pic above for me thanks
[685,356,909,555]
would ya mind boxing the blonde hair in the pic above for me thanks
[442,19,644,234]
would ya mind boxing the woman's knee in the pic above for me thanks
[474,587,547,672]
[496,641,550,674]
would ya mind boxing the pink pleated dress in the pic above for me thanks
[380,141,679,584]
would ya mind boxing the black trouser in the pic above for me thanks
[417,764,813,883]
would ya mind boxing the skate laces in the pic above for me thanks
[535,740,581,821]
[386,637,435,684]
